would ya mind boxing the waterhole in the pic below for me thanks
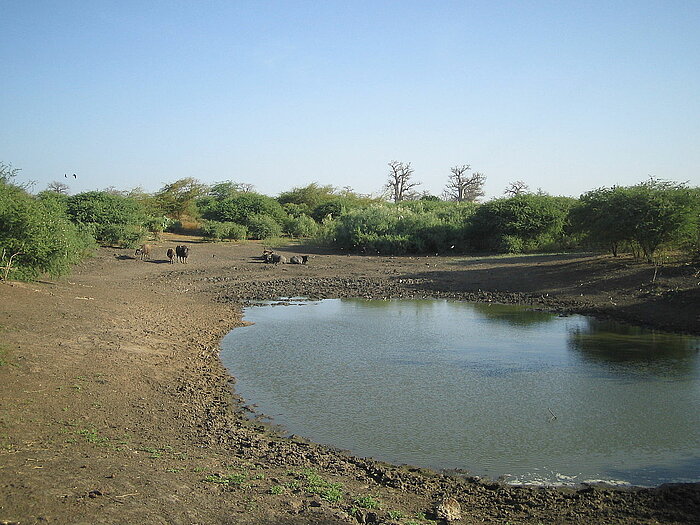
[221,299,700,487]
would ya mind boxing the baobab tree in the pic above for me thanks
[46,181,70,194]
[385,161,420,203]
[504,180,530,197]
[444,165,486,202]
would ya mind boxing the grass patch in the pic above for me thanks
[203,472,248,487]
[296,469,344,503]
[354,494,381,509]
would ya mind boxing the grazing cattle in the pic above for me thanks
[262,249,274,263]
[289,255,309,265]
[176,245,189,263]
[135,244,152,260]
[166,248,175,264]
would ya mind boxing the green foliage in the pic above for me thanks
[66,191,148,247]
[311,200,345,222]
[298,470,344,503]
[277,182,338,210]
[203,472,247,486]
[247,214,283,240]
[153,177,207,220]
[283,214,318,238]
[353,495,380,509]
[0,182,95,280]
[202,192,286,227]
[571,179,699,260]
[200,221,248,241]
[326,204,472,254]
[470,194,575,252]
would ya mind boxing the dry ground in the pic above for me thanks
[1,234,699,525]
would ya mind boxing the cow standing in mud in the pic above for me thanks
[176,245,189,263]
[135,244,152,260]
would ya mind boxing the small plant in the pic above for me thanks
[269,485,286,495]
[203,472,247,487]
[298,469,344,503]
[387,509,404,520]
[354,495,380,510]
[76,428,109,445]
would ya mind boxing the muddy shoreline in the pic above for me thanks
[1,236,699,524]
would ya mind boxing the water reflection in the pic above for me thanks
[471,302,558,327]
[568,319,700,378]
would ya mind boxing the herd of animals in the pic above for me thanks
[133,244,308,265]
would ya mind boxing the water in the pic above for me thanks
[220,299,700,487]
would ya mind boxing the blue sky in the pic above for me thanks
[2,0,699,199]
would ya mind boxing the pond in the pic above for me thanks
[220,298,700,487]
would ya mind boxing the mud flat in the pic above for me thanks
[1,235,698,524]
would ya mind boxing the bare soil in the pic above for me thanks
[1,234,699,525]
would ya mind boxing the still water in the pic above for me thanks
[220,299,700,487]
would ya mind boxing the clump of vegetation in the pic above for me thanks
[0,182,95,280]
[295,469,344,503]
[203,472,247,486]
[570,178,699,261]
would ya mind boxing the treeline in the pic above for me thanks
[1,161,698,281]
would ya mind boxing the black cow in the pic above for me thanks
[176,245,189,263]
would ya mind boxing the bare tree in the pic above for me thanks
[444,165,486,202]
[503,180,530,197]
[385,161,420,203]
[46,181,70,194]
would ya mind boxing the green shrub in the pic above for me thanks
[226,223,248,240]
[571,180,699,260]
[283,214,318,238]
[247,214,282,240]
[0,182,95,280]
[469,194,574,252]
[66,191,147,247]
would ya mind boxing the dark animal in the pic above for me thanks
[261,249,274,263]
[134,244,152,260]
[176,245,189,263]
[270,253,287,264]
[166,248,175,264]
[289,255,308,264]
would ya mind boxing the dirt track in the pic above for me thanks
[1,234,699,525]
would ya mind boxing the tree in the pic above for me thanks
[444,165,486,202]
[571,179,699,261]
[504,180,530,197]
[154,177,207,220]
[46,181,70,194]
[385,161,420,203]
[66,191,147,247]
[0,162,21,184]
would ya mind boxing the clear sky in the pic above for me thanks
[2,0,699,200]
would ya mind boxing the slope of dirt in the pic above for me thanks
[1,235,698,525]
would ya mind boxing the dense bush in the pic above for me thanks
[0,182,95,280]
[247,214,283,240]
[283,214,318,238]
[571,180,699,260]
[200,221,248,241]
[328,204,471,254]
[201,192,286,226]
[469,195,575,252]
[66,191,148,247]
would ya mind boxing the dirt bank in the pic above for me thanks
[1,235,699,525]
